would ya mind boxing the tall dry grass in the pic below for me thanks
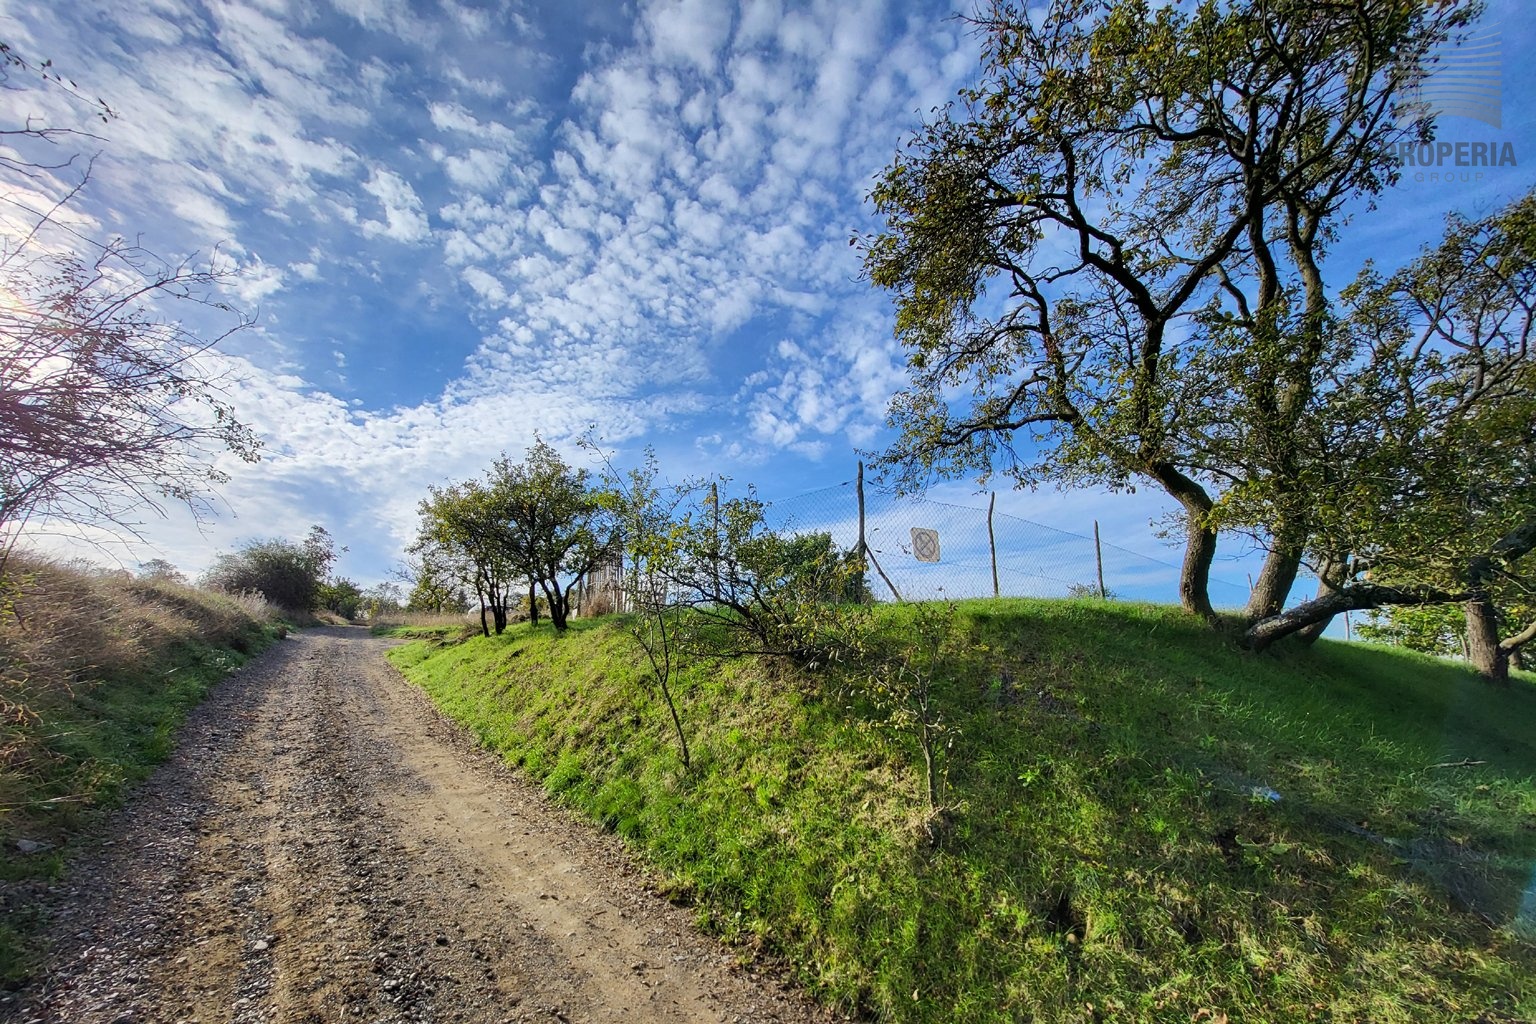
[368,608,477,631]
[0,553,283,842]
[0,556,278,691]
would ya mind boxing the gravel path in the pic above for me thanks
[4,627,842,1024]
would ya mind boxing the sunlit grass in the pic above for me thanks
[389,598,1536,1022]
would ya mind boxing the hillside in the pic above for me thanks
[0,556,286,977]
[387,599,1536,1023]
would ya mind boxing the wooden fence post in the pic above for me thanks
[1094,520,1106,599]
[857,460,902,602]
[988,491,999,598]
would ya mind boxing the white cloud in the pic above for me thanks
[442,147,511,191]
[2,0,998,584]
[359,168,430,243]
[329,0,437,43]
[461,265,509,306]
[228,257,286,306]
[643,0,733,74]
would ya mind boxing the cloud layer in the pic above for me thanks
[0,0,982,578]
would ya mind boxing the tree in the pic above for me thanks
[361,581,405,620]
[318,577,364,619]
[858,602,966,833]
[397,545,471,614]
[413,440,613,635]
[1239,192,1536,679]
[1355,604,1469,659]
[135,558,185,584]
[0,43,260,573]
[415,480,521,635]
[498,438,615,632]
[612,477,870,662]
[202,525,337,612]
[771,532,872,605]
[587,442,874,767]
[594,446,693,769]
[861,0,1475,623]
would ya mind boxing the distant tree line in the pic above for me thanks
[197,524,399,620]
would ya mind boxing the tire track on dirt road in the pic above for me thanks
[5,627,842,1024]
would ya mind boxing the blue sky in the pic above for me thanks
[2,0,1533,600]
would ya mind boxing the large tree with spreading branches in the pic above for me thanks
[861,0,1479,625]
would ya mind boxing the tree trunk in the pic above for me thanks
[550,590,568,631]
[1294,553,1345,645]
[1246,530,1305,623]
[1147,462,1219,624]
[1465,597,1509,684]
[527,583,539,626]
[1179,512,1219,624]
[476,585,489,637]
[539,577,568,631]
[1499,620,1536,671]
[1244,582,1464,652]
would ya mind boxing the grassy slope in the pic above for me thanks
[0,559,286,980]
[387,600,1536,1023]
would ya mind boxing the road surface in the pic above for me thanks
[6,627,838,1024]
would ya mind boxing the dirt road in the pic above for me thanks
[6,627,840,1024]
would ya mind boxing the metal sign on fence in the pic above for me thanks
[910,527,941,563]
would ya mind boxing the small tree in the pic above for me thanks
[859,602,969,839]
[318,577,364,619]
[0,43,260,575]
[361,581,405,620]
[596,447,693,769]
[136,558,185,584]
[499,438,615,632]
[642,484,871,664]
[1355,605,1469,659]
[399,536,474,615]
[202,526,336,613]
[587,442,872,768]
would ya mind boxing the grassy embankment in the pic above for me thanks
[387,599,1536,1023]
[0,555,287,980]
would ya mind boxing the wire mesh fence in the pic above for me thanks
[759,473,1251,610]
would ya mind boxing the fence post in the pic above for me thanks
[1094,520,1106,599]
[710,479,721,602]
[857,460,903,602]
[856,461,866,565]
[988,491,999,598]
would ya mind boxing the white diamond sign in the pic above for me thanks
[910,527,940,563]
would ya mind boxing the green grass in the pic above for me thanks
[370,622,479,641]
[0,559,286,982]
[388,599,1536,1023]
